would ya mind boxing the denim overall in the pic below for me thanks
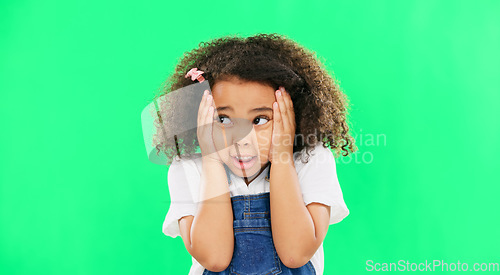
[202,164,316,275]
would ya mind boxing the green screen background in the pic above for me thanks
[1,0,499,274]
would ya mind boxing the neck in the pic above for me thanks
[243,162,270,185]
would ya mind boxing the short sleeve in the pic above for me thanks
[162,157,200,238]
[296,143,350,225]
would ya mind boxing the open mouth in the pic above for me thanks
[231,155,257,170]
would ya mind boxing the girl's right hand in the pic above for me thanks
[197,90,222,163]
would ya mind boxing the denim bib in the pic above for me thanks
[202,164,316,275]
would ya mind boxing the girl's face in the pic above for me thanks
[211,78,275,180]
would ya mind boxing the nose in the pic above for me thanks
[231,118,254,147]
[235,134,251,147]
[234,126,255,147]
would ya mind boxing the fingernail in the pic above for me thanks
[276,90,281,97]
[279,86,285,92]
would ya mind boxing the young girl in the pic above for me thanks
[156,33,357,274]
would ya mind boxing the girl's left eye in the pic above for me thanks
[253,116,269,126]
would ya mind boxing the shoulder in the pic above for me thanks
[168,154,203,177]
[293,142,336,174]
[167,154,203,200]
[293,142,339,200]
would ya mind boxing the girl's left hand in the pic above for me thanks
[269,86,296,165]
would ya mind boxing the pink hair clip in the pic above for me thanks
[185,67,205,83]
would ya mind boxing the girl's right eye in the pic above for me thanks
[215,115,233,125]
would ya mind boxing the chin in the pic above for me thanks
[229,169,255,178]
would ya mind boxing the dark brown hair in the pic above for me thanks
[152,33,357,165]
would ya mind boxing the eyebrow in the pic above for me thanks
[216,106,273,113]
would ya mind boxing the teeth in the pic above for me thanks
[235,156,253,161]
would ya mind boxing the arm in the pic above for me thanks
[178,159,234,272]
[269,87,331,268]
[269,162,331,268]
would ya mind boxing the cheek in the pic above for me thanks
[212,127,227,150]
[256,128,272,152]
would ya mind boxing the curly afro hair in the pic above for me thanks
[151,33,357,165]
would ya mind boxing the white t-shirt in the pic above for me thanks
[162,142,349,275]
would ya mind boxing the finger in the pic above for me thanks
[205,101,216,155]
[283,88,294,117]
[280,87,295,130]
[280,87,291,114]
[201,92,213,126]
[210,97,227,150]
[210,96,223,131]
[208,96,220,140]
[197,90,209,126]
[207,105,214,131]
[208,106,217,157]
[204,97,214,126]
[276,89,289,132]
[211,95,219,122]
[273,101,283,132]
[284,90,296,130]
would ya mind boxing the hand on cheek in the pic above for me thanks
[269,86,296,165]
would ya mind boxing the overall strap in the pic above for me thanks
[265,162,271,182]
